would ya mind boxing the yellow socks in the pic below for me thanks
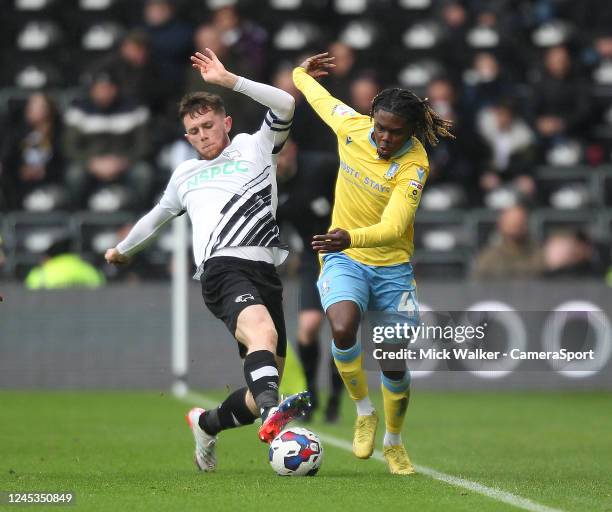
[381,372,411,436]
[331,342,369,401]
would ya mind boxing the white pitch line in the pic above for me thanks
[177,391,564,512]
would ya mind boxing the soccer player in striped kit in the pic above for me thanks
[293,53,453,474]
[105,49,329,471]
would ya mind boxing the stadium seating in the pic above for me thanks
[1,0,611,281]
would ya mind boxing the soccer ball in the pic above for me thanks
[269,427,323,476]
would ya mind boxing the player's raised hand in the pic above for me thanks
[312,228,351,253]
[104,248,130,266]
[299,52,336,80]
[190,48,238,89]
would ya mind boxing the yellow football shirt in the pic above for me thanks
[293,67,430,267]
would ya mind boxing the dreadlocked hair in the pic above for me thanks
[369,88,454,147]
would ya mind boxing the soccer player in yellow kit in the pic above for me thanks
[293,53,453,474]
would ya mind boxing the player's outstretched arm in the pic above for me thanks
[191,48,294,116]
[191,48,239,89]
[298,52,337,80]
[293,52,359,135]
[192,48,296,152]
[105,205,177,266]
[192,47,295,151]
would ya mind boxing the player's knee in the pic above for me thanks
[327,301,360,348]
[248,324,278,352]
[237,308,278,352]
[331,320,359,348]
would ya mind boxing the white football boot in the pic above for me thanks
[185,407,217,471]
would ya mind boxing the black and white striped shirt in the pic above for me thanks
[116,76,294,278]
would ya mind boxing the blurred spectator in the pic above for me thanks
[583,32,612,163]
[466,3,526,80]
[462,52,514,117]
[425,77,490,205]
[472,205,544,279]
[63,71,153,210]
[477,100,536,202]
[272,62,300,99]
[0,93,66,211]
[437,0,470,82]
[275,139,342,422]
[141,0,193,90]
[531,45,591,162]
[24,233,105,289]
[588,32,612,70]
[0,0,611,282]
[543,231,607,278]
[290,42,360,151]
[92,29,172,116]
[581,30,612,82]
[325,41,357,102]
[279,60,336,152]
[349,72,380,115]
[184,23,262,134]
[210,3,268,80]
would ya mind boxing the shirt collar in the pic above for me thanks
[368,128,414,159]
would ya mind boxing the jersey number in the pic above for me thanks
[398,291,417,313]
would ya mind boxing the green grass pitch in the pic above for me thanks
[0,391,610,511]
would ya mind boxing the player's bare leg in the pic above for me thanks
[186,305,279,470]
[327,301,377,459]
[236,304,282,420]
[236,305,311,443]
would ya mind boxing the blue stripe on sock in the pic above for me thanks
[381,371,411,393]
[331,341,361,362]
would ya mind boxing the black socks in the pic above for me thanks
[297,341,320,407]
[330,357,343,399]
[243,350,279,420]
[199,387,257,436]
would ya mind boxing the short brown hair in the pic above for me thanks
[178,92,226,121]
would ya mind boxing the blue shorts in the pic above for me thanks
[317,252,419,319]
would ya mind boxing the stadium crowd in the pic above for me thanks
[1,0,611,282]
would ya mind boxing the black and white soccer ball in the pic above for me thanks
[269,427,324,476]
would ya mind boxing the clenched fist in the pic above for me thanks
[105,248,130,265]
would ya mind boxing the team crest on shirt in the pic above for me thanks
[222,149,242,160]
[235,293,255,303]
[320,280,330,297]
[385,162,400,179]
